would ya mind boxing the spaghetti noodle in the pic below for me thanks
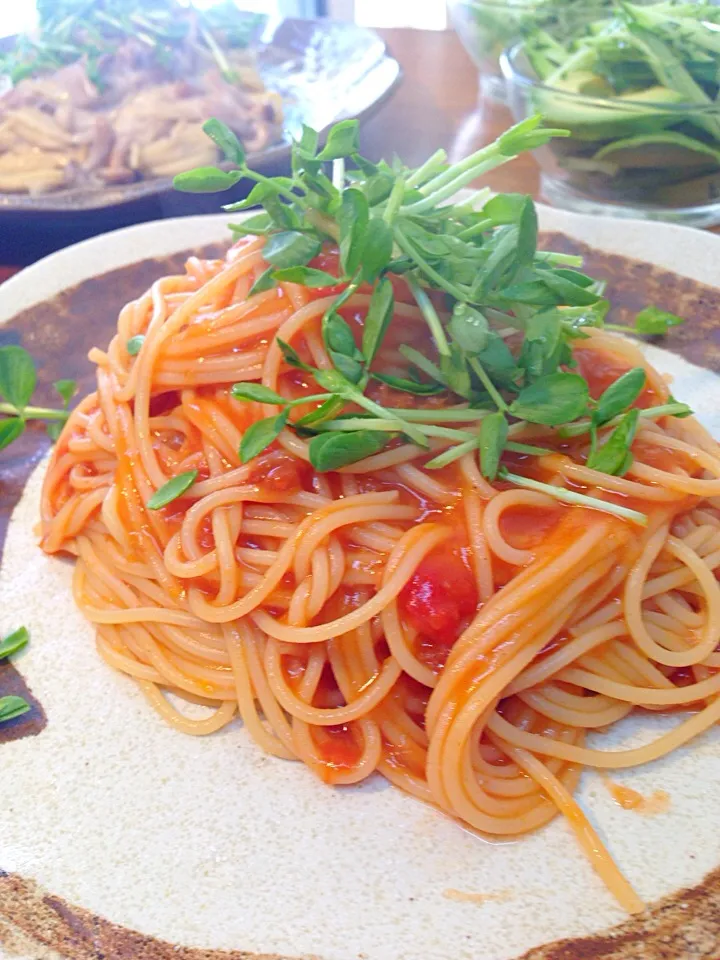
[40,235,720,915]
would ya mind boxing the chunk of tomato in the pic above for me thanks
[399,545,478,645]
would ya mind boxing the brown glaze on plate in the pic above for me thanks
[1,238,720,960]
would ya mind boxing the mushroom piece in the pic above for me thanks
[7,107,75,150]
[81,116,115,172]
[137,121,218,177]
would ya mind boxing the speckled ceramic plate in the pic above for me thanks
[1,208,720,960]
[0,18,401,215]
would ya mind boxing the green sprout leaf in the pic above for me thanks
[202,117,246,167]
[173,166,243,193]
[239,409,289,463]
[277,339,313,372]
[308,429,389,471]
[316,120,360,161]
[0,417,25,451]
[587,409,640,476]
[54,379,77,407]
[249,267,277,296]
[0,345,36,412]
[510,372,589,426]
[479,411,508,481]
[0,626,29,659]
[634,306,685,335]
[339,188,369,277]
[593,367,646,426]
[231,383,287,405]
[448,304,489,354]
[372,372,444,395]
[272,267,340,287]
[324,311,363,361]
[362,277,394,366]
[147,470,199,510]
[0,696,31,724]
[126,335,145,356]
[360,218,394,283]
[263,231,322,269]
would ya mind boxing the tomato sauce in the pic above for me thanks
[248,452,310,494]
[317,724,362,771]
[499,503,564,552]
[149,390,181,418]
[399,544,478,647]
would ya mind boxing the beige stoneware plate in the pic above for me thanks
[1,205,720,960]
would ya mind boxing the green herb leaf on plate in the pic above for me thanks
[587,408,640,475]
[173,166,243,193]
[360,217,394,283]
[338,188,369,277]
[516,196,539,266]
[294,395,346,428]
[329,351,365,384]
[309,429,389,471]
[54,379,77,407]
[277,339,313,372]
[634,306,684,335]
[202,117,246,167]
[0,345,36,412]
[239,409,289,464]
[0,695,31,724]
[0,626,29,659]
[509,372,589,426]
[231,383,287,405]
[324,312,363,361]
[593,367,646,426]
[127,335,145,356]
[249,267,277,297]
[0,417,25,451]
[362,277,394,365]
[316,119,360,161]
[479,411,509,481]
[449,303,489,354]
[372,372,444,395]
[483,193,528,225]
[263,231,322,269]
[147,470,199,510]
[272,267,340,288]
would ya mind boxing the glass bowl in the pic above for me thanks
[500,43,720,228]
[447,0,613,102]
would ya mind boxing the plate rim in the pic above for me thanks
[2,202,719,326]
[2,204,720,960]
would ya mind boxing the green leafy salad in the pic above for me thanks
[0,115,690,527]
[516,1,720,207]
[163,114,688,526]
[450,0,612,67]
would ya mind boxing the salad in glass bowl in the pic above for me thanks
[448,0,613,99]
[501,1,720,225]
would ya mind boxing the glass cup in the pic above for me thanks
[501,42,720,227]
[448,0,613,102]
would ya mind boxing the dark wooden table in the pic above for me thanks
[0,29,542,284]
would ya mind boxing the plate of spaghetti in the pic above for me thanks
[2,117,720,960]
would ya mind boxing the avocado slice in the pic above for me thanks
[535,83,687,141]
